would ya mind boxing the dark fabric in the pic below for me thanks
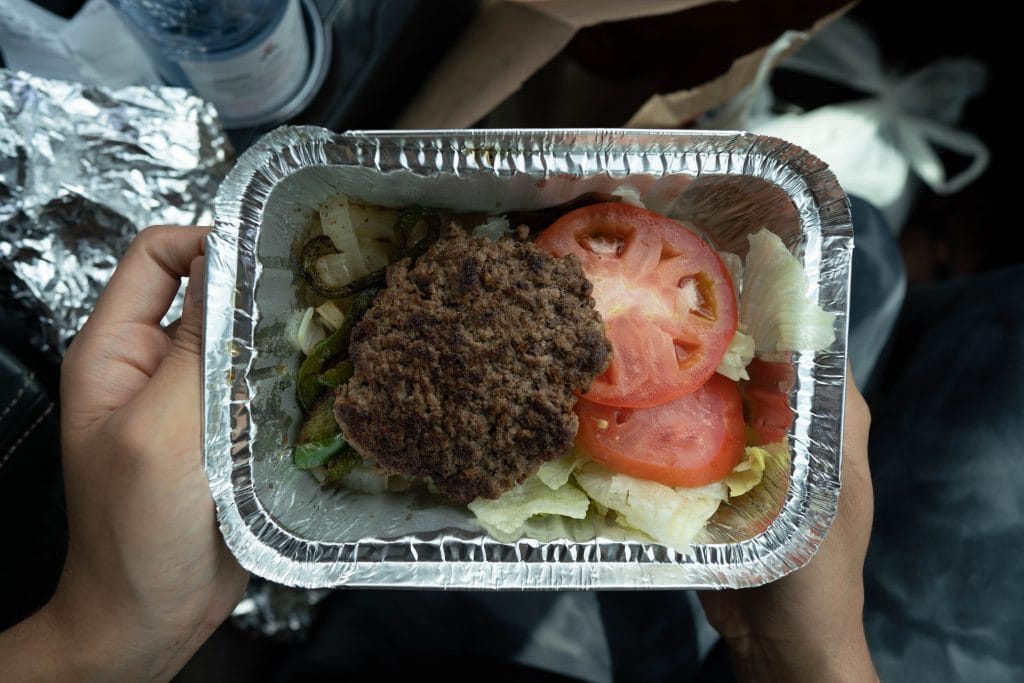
[251,589,699,682]
[264,590,619,683]
[847,195,906,391]
[863,265,1024,682]
[597,591,699,683]
[0,345,65,630]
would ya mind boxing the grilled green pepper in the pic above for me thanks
[300,235,386,298]
[293,434,347,470]
[317,360,353,389]
[393,207,442,262]
[320,446,363,486]
[295,289,376,411]
[292,391,362,473]
[297,393,340,444]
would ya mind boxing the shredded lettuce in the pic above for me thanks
[483,508,601,544]
[726,442,789,497]
[716,327,755,381]
[725,447,767,497]
[740,229,836,354]
[468,474,591,535]
[573,461,728,554]
[726,446,766,497]
[536,453,581,490]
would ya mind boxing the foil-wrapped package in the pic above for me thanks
[0,69,233,355]
[205,126,852,589]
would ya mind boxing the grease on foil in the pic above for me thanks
[0,69,233,355]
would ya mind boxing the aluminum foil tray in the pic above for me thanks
[203,127,852,589]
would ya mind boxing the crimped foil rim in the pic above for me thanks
[203,126,851,589]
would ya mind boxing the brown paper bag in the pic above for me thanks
[626,4,854,128]
[395,0,718,128]
[396,0,855,130]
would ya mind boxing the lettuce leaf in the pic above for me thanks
[719,250,743,298]
[725,442,789,497]
[740,229,836,354]
[573,461,728,554]
[468,474,591,535]
[716,327,755,380]
[482,508,601,544]
[536,453,582,490]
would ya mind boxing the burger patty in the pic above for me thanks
[334,229,611,502]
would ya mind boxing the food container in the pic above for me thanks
[203,127,852,589]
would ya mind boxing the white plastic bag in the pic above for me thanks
[704,18,990,230]
[0,0,160,88]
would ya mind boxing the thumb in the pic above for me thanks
[169,254,207,363]
[146,253,207,405]
[131,253,207,462]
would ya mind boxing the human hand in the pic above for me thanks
[699,373,878,682]
[1,227,248,681]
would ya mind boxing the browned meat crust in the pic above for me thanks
[334,230,610,502]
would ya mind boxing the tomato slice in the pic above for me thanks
[574,374,746,488]
[536,202,736,408]
[743,358,795,445]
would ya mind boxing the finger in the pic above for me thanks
[87,226,210,330]
[128,254,207,463]
[169,254,207,362]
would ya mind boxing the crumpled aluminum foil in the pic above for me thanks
[0,69,324,640]
[231,577,331,641]
[204,126,853,590]
[0,69,233,355]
